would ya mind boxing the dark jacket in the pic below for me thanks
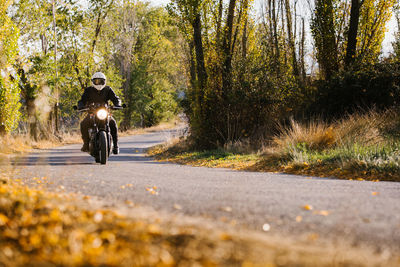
[78,86,121,109]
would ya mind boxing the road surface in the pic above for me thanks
[4,129,400,256]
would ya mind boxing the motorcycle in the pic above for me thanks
[74,103,125,165]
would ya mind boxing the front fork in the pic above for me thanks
[89,115,112,157]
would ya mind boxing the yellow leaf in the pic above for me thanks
[0,213,9,226]
[125,200,133,206]
[308,233,319,241]
[295,216,302,222]
[173,204,182,210]
[29,233,41,247]
[148,224,161,235]
[221,206,232,212]
[303,205,313,211]
[219,232,232,240]
[371,192,379,196]
[313,210,330,216]
[49,209,60,221]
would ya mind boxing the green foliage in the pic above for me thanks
[357,0,397,64]
[308,62,400,118]
[311,0,338,79]
[394,12,400,59]
[0,1,21,133]
[104,2,181,128]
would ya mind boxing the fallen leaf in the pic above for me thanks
[220,233,232,240]
[308,233,319,241]
[313,210,330,216]
[371,192,379,196]
[173,204,182,210]
[221,206,232,212]
[0,213,9,226]
[303,205,313,211]
[94,212,103,223]
[125,200,134,206]
[295,216,303,222]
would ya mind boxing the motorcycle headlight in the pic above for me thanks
[96,109,108,120]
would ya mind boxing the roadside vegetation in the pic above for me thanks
[151,110,400,182]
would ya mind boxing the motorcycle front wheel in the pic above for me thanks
[99,131,108,165]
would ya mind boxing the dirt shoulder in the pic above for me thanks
[148,144,400,182]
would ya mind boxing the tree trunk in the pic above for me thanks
[189,39,197,89]
[345,0,362,67]
[271,0,280,73]
[312,0,339,80]
[300,17,306,82]
[192,11,207,110]
[215,0,223,45]
[284,0,299,78]
[27,99,38,141]
[222,0,237,95]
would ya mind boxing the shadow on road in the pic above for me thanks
[2,147,167,167]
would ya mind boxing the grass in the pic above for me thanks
[150,110,400,182]
[0,131,82,156]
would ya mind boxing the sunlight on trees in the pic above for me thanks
[0,0,21,134]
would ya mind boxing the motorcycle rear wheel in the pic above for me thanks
[99,131,108,165]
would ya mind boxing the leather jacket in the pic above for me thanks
[78,86,121,109]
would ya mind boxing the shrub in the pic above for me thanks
[308,62,400,119]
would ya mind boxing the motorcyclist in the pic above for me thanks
[78,72,121,154]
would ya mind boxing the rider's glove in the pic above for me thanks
[77,103,85,110]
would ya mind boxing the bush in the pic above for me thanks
[308,62,400,119]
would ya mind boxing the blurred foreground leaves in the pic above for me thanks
[0,177,397,266]
[0,178,275,267]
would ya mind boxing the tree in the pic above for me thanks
[311,0,339,79]
[0,0,21,134]
[357,0,397,64]
[345,0,396,67]
[394,12,400,59]
[103,1,181,128]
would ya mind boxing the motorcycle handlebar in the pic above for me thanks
[73,104,126,112]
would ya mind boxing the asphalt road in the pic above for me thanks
[5,129,400,255]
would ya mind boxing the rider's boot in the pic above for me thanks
[81,142,89,152]
[113,144,119,155]
[112,136,119,155]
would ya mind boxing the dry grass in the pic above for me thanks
[0,131,82,156]
[120,119,183,137]
[151,110,400,181]
[0,136,32,155]
[258,110,400,181]
[268,110,400,155]
[272,119,337,152]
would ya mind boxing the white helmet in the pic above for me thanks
[91,72,106,91]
